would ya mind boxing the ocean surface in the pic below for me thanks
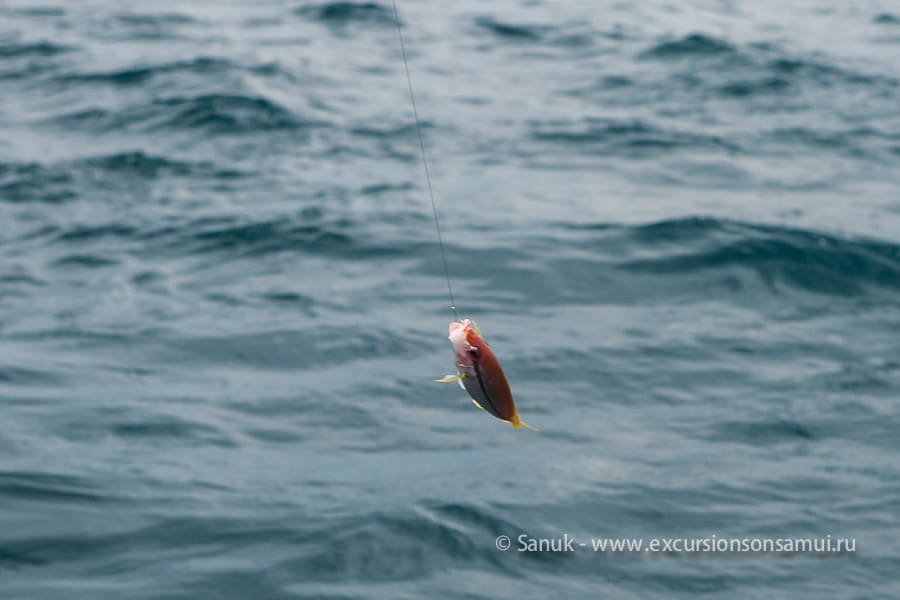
[2,0,900,598]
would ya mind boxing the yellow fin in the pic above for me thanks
[511,413,539,431]
[435,374,468,392]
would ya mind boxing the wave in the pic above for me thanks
[149,94,303,133]
[112,12,196,27]
[52,57,233,86]
[92,11,199,42]
[178,220,353,257]
[473,17,605,51]
[580,33,899,113]
[55,223,138,242]
[349,122,429,139]
[766,126,900,158]
[734,51,894,99]
[0,41,71,58]
[0,153,242,204]
[25,210,374,258]
[462,217,900,307]
[285,502,514,583]
[0,502,510,583]
[619,218,900,297]
[476,17,545,41]
[642,33,736,59]
[110,418,235,447]
[296,2,394,26]
[707,420,815,445]
[49,93,313,134]
[0,471,108,504]
[717,76,790,97]
[710,54,896,101]
[148,212,421,260]
[160,326,432,370]
[767,57,894,87]
[0,366,62,386]
[531,118,734,155]
[0,515,273,573]
[81,151,243,178]
[0,6,65,17]
[51,254,119,268]
[0,162,75,204]
[874,13,900,24]
[559,42,897,160]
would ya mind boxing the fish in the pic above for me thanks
[435,319,536,430]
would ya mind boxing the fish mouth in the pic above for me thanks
[448,319,470,334]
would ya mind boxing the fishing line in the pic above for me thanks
[390,0,460,321]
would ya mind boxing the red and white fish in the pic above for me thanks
[436,319,536,430]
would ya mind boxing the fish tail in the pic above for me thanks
[511,412,538,431]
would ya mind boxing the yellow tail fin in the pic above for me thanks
[511,413,539,431]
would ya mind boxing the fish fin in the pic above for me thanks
[511,413,539,431]
[472,399,485,411]
[434,373,468,391]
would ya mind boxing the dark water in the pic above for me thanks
[2,1,900,598]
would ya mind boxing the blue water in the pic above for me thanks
[2,1,900,598]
